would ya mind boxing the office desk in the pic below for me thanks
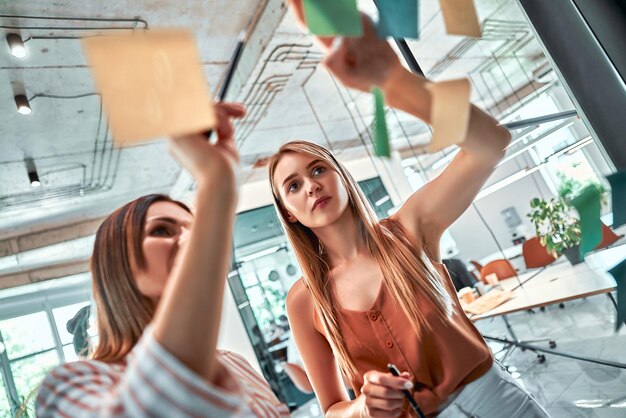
[472,243,626,368]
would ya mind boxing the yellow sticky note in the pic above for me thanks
[439,0,482,37]
[425,78,471,152]
[82,29,216,144]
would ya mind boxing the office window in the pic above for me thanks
[0,277,91,415]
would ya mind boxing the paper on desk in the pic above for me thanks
[372,87,391,157]
[608,258,626,331]
[376,0,419,39]
[461,289,512,315]
[570,185,602,258]
[82,29,216,144]
[439,0,482,37]
[607,171,626,229]
[425,78,471,152]
[303,0,362,37]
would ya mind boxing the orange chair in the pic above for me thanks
[480,259,517,284]
[522,237,557,269]
[470,260,484,272]
[594,223,624,250]
[283,362,313,394]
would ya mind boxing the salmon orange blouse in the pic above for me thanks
[313,260,492,416]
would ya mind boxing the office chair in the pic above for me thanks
[595,223,624,250]
[522,237,557,269]
[480,259,517,283]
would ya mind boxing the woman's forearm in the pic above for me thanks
[153,173,238,382]
[382,66,511,161]
[325,397,365,418]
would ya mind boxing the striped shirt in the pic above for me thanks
[36,329,291,417]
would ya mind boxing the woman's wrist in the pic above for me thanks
[379,65,431,122]
[195,171,238,208]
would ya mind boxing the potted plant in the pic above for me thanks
[527,197,583,264]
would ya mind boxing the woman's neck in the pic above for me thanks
[311,209,368,267]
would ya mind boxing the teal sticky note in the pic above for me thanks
[377,0,419,39]
[608,258,626,331]
[607,171,626,229]
[303,0,362,37]
[372,87,390,158]
[570,185,603,258]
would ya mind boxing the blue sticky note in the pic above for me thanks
[608,258,626,331]
[570,185,602,258]
[376,0,419,39]
[303,0,363,37]
[607,171,626,229]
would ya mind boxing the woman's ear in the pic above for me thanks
[286,211,298,223]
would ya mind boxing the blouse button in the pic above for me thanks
[369,312,378,321]
[386,341,394,348]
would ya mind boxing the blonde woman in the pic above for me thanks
[268,7,549,418]
[36,103,290,417]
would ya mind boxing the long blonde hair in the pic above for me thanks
[90,194,191,362]
[268,141,453,380]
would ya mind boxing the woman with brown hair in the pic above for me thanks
[36,103,290,417]
[268,4,549,418]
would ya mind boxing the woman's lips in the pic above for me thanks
[312,196,331,211]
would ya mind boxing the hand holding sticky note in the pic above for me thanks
[570,185,603,258]
[82,29,216,144]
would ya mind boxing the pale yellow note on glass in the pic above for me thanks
[439,0,482,37]
[83,29,216,144]
[425,78,471,152]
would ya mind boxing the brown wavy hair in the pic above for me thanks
[90,194,191,362]
[268,141,453,380]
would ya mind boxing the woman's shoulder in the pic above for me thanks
[43,358,123,386]
[286,277,311,306]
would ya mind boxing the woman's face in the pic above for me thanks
[273,152,349,229]
[133,201,193,300]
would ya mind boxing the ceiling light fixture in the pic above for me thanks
[6,33,27,58]
[474,165,543,200]
[15,95,32,115]
[25,158,40,188]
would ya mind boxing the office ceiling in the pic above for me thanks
[0,0,551,289]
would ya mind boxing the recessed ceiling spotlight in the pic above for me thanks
[6,33,27,58]
[14,95,31,115]
[25,158,41,188]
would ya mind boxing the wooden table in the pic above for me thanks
[472,243,626,368]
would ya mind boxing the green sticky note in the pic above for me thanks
[608,258,626,331]
[303,0,362,37]
[607,171,626,229]
[570,185,603,258]
[372,87,390,158]
[377,0,419,39]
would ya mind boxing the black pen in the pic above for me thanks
[387,363,426,418]
[205,31,246,140]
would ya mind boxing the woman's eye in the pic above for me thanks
[312,166,325,176]
[288,182,299,193]
[150,225,173,237]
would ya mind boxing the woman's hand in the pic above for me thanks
[322,14,404,93]
[168,102,246,190]
[358,370,413,418]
